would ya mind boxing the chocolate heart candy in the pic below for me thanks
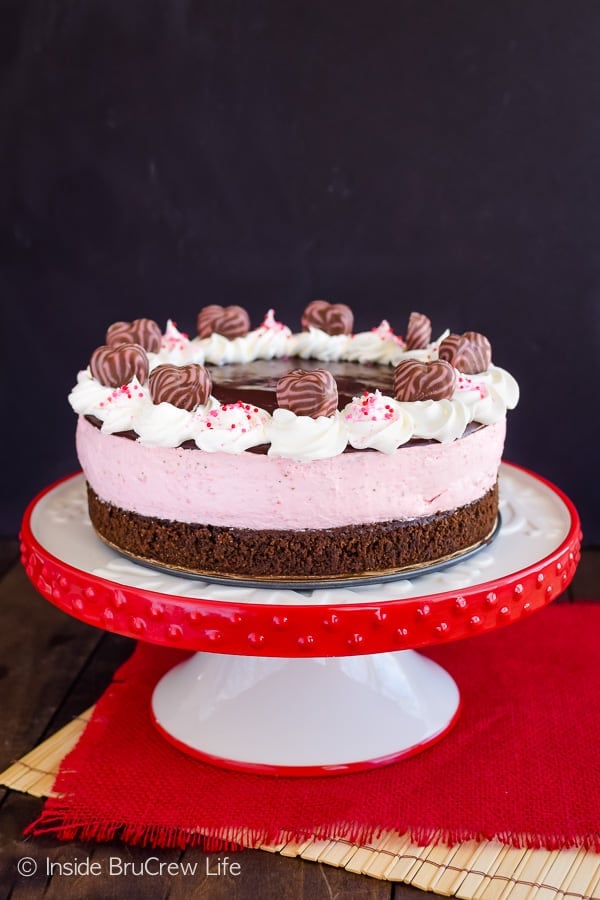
[196,305,250,339]
[438,333,465,365]
[106,318,162,353]
[276,369,339,418]
[196,305,226,338]
[393,359,456,402]
[301,300,354,336]
[90,343,149,388]
[462,331,492,373]
[149,364,212,411]
[439,332,491,374]
[405,312,432,350]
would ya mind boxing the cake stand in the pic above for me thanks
[20,463,581,776]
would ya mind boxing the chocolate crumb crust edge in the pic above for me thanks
[86,482,499,579]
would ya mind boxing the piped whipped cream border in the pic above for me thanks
[69,311,519,460]
[154,311,447,367]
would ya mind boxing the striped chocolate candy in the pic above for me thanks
[405,312,432,350]
[301,300,354,336]
[90,343,149,388]
[276,369,339,418]
[196,305,250,339]
[393,359,456,402]
[439,332,491,374]
[462,331,492,373]
[438,333,465,365]
[197,305,226,338]
[106,318,162,353]
[149,364,212,411]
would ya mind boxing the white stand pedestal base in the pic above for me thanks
[151,650,461,775]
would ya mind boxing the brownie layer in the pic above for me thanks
[86,481,498,579]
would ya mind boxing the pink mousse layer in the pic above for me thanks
[76,416,506,530]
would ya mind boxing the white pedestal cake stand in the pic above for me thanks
[20,463,581,776]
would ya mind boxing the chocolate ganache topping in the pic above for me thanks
[209,358,391,413]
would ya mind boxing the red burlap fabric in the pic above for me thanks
[28,604,600,850]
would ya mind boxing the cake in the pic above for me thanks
[69,303,519,581]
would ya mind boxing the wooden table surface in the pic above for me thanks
[1,538,598,899]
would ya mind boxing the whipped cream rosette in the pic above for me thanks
[193,401,270,453]
[343,321,406,366]
[396,398,471,443]
[68,372,149,434]
[134,402,201,448]
[245,309,293,359]
[343,391,414,452]
[287,327,352,362]
[150,320,197,367]
[267,408,348,460]
[454,366,520,425]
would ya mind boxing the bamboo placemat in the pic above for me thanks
[2,713,600,899]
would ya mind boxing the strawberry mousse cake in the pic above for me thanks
[69,303,519,581]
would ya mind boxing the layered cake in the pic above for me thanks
[69,303,519,580]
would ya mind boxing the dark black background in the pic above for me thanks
[1,1,598,542]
